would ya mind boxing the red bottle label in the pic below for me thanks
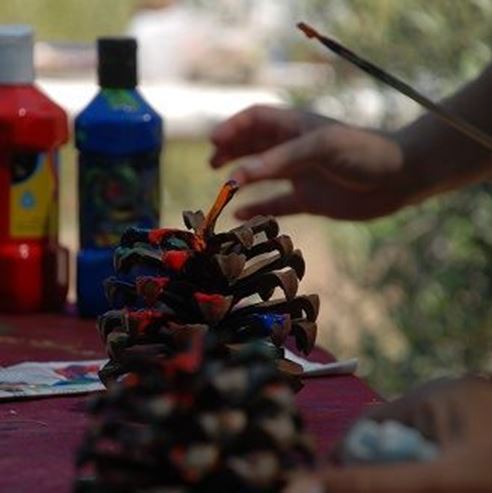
[9,151,58,239]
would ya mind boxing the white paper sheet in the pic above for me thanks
[284,349,358,377]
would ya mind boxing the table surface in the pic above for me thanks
[0,313,381,493]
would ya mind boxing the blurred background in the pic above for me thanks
[3,0,491,396]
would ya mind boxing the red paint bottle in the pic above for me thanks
[0,26,69,312]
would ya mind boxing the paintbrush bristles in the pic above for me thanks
[297,22,319,39]
[199,179,239,239]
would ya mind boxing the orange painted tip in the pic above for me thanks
[297,22,321,39]
[198,180,240,240]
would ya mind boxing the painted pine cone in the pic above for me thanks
[97,182,319,385]
[76,334,314,493]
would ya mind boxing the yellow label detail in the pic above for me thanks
[10,152,58,239]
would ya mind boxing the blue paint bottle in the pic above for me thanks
[76,38,162,317]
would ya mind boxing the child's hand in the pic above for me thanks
[211,105,415,221]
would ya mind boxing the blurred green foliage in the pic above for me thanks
[0,0,137,41]
[303,0,492,92]
[303,1,492,395]
[353,187,492,396]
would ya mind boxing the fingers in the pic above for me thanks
[210,105,301,168]
[234,192,302,220]
[413,398,457,447]
[362,397,418,426]
[211,105,298,147]
[229,129,330,185]
[362,378,456,425]
[228,124,394,189]
[356,378,469,447]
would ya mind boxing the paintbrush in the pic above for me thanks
[298,22,492,152]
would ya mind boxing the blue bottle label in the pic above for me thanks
[79,152,159,248]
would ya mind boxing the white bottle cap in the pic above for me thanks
[0,25,34,84]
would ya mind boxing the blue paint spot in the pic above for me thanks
[251,313,288,335]
[21,191,35,209]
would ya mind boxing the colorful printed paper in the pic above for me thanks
[0,359,106,400]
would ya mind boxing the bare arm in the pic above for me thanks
[396,63,492,203]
